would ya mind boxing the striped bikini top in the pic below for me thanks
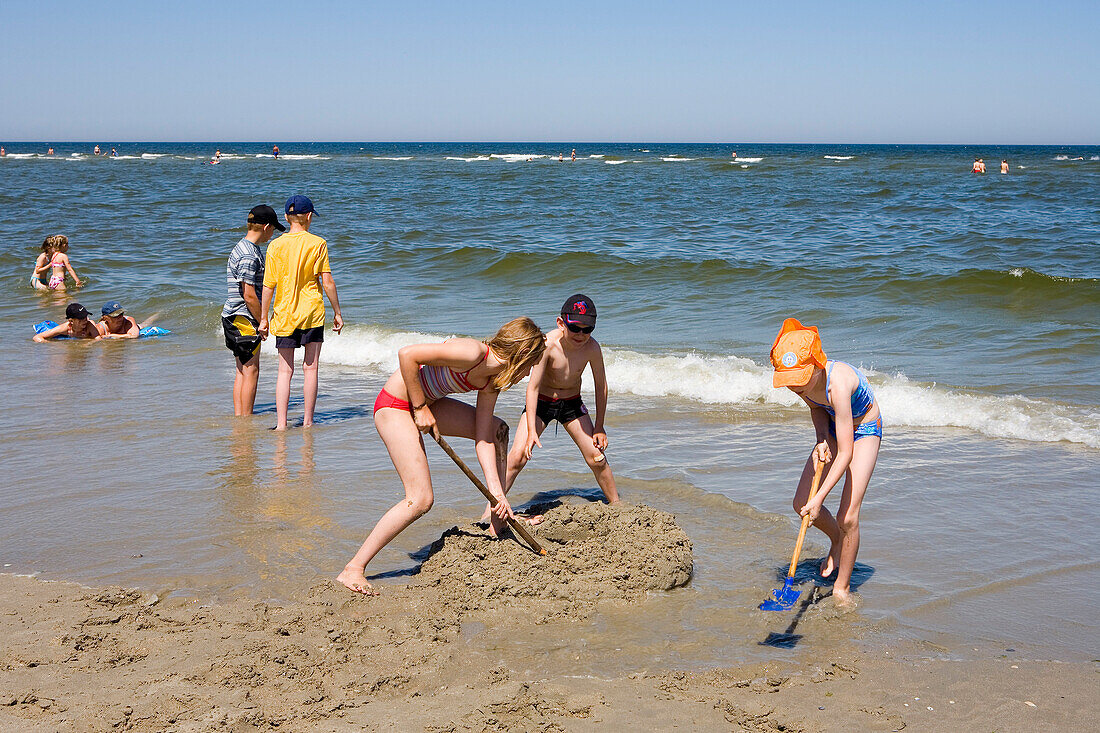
[803,361,876,420]
[418,346,488,401]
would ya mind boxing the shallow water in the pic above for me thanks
[1,143,1097,666]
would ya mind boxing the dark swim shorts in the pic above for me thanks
[222,315,261,364]
[523,394,589,426]
[275,325,324,349]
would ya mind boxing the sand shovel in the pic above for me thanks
[429,428,547,555]
[760,457,824,611]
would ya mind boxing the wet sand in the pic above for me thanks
[2,501,1094,732]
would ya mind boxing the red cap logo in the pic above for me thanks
[573,302,587,315]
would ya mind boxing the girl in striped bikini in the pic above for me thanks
[337,317,546,595]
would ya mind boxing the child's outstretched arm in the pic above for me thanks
[319,272,343,333]
[521,350,550,458]
[61,255,81,287]
[800,398,856,522]
[589,342,610,451]
[32,323,70,342]
[258,285,274,339]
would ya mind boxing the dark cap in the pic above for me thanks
[561,294,597,327]
[285,194,317,217]
[101,300,125,317]
[248,204,287,231]
[66,302,91,319]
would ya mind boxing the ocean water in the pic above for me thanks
[1,143,1098,666]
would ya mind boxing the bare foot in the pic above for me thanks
[336,568,377,595]
[819,555,837,577]
[831,587,857,609]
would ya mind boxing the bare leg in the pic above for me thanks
[562,415,619,503]
[487,413,549,524]
[337,407,434,594]
[792,443,842,577]
[274,347,295,430]
[301,341,321,427]
[234,354,260,416]
[831,435,879,605]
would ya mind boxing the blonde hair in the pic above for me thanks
[285,213,310,226]
[42,235,68,254]
[485,317,546,391]
[246,222,268,232]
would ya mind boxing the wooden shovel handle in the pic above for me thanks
[786,458,824,580]
[430,429,547,555]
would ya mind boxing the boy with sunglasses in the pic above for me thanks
[498,294,620,517]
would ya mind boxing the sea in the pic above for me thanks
[1,142,1097,671]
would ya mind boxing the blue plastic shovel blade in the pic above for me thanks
[759,578,801,611]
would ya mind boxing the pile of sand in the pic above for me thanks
[410,498,694,618]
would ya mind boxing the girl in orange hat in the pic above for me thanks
[770,318,882,606]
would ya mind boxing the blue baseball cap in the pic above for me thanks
[285,195,317,216]
[102,300,125,317]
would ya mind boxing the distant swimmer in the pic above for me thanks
[571,148,576,162]
[971,157,984,174]
[0,147,5,157]
[210,149,221,165]
[110,147,117,157]
[978,158,986,173]
[731,151,738,160]
[558,152,563,162]
[94,145,101,156]
[272,144,280,159]
[47,147,54,155]
[1001,159,1009,174]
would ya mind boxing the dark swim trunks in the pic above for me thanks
[523,394,589,426]
[275,326,324,349]
[222,315,261,364]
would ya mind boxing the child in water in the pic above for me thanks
[30,237,55,290]
[33,303,102,341]
[770,318,882,606]
[34,235,81,291]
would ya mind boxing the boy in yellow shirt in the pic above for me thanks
[259,195,344,430]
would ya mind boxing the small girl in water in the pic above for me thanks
[30,237,55,290]
[337,317,546,595]
[35,235,81,291]
[770,318,882,606]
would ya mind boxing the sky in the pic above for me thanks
[1,0,1097,143]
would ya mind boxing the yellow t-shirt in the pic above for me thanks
[262,231,331,336]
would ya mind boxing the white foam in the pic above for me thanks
[70,153,84,157]
[605,160,639,165]
[141,153,168,159]
[662,157,694,162]
[824,155,854,160]
[374,156,413,160]
[4,153,38,159]
[732,156,763,163]
[109,155,140,160]
[1092,156,1100,161]
[588,154,604,158]
[490,153,547,162]
[1054,155,1069,161]
[446,155,491,162]
[278,154,328,160]
[268,326,1099,448]
[603,348,1100,448]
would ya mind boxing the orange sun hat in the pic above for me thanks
[770,318,827,388]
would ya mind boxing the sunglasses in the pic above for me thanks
[564,322,594,334]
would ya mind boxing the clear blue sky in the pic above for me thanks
[2,0,1097,143]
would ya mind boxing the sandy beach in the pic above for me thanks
[2,501,1094,732]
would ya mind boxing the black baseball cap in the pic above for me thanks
[66,302,91,319]
[248,204,286,231]
[561,294,597,327]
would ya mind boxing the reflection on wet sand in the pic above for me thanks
[212,423,333,592]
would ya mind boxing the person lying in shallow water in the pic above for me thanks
[33,303,102,341]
